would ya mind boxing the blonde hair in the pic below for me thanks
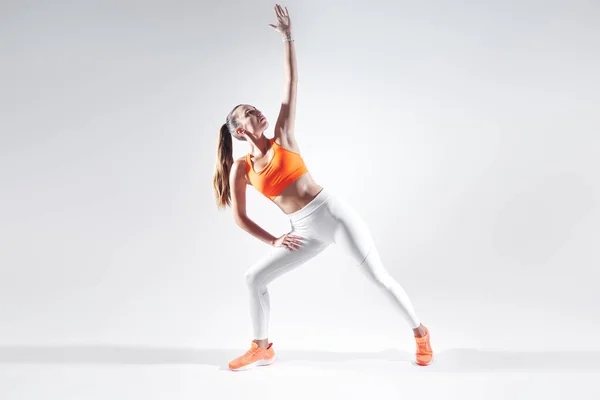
[212,104,249,209]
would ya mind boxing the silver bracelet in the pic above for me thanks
[283,35,294,42]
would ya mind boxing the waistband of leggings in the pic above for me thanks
[286,187,331,223]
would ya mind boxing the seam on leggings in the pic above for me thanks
[357,242,374,267]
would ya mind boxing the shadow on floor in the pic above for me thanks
[0,345,597,372]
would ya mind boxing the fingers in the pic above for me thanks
[285,234,303,251]
[286,239,301,251]
[274,4,288,18]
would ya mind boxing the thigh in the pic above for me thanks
[245,236,329,287]
[327,194,374,266]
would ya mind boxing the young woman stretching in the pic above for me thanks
[213,4,433,371]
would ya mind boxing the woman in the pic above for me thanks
[213,4,433,371]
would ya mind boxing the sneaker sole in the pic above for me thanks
[411,354,434,366]
[229,355,276,371]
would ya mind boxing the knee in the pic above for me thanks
[363,270,390,290]
[245,269,262,289]
[361,267,390,291]
[376,275,395,292]
[360,256,395,291]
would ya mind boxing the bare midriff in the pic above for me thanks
[246,167,323,214]
[271,171,324,214]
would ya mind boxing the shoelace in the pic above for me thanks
[416,340,432,353]
[244,346,261,358]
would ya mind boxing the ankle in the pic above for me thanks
[253,339,269,348]
[413,324,426,337]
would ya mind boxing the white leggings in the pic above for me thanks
[244,187,421,340]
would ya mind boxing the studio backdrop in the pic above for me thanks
[1,0,598,353]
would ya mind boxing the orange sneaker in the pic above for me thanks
[228,341,276,371]
[413,325,434,366]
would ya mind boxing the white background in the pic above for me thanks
[2,0,599,361]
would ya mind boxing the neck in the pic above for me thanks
[250,136,270,157]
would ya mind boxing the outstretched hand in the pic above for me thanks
[268,4,292,35]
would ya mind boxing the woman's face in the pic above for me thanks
[236,105,268,136]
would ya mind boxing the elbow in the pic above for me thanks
[234,214,249,227]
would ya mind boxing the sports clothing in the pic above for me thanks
[246,137,309,200]
[244,187,422,340]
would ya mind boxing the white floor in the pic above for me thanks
[1,345,598,399]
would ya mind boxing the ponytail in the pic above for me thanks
[213,123,234,209]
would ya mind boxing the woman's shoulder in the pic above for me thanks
[235,156,251,185]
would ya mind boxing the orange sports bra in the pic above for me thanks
[246,137,309,200]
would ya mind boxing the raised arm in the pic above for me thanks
[269,4,298,144]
